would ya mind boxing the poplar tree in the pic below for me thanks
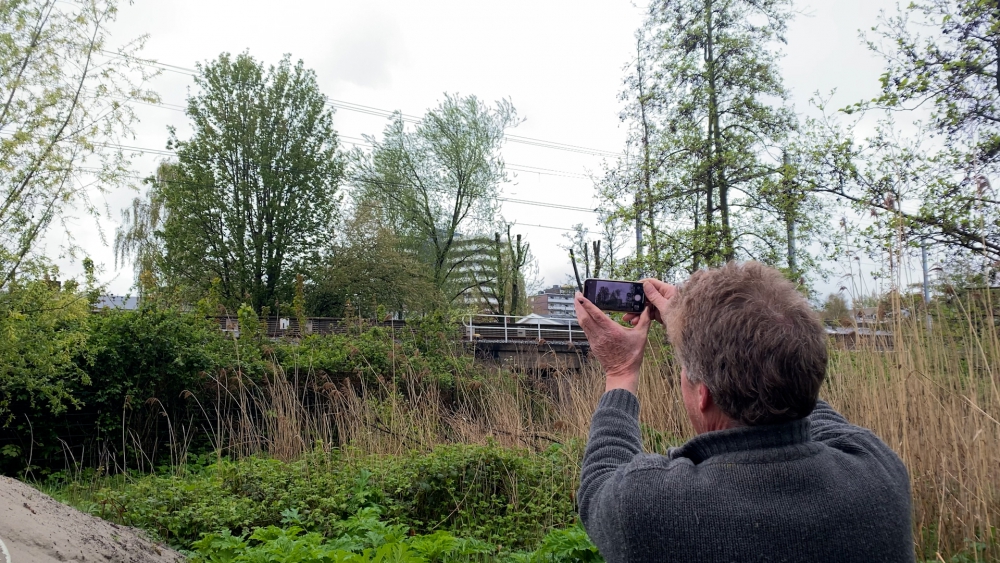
[601,0,818,276]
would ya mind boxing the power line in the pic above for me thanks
[507,222,583,232]
[84,166,591,234]
[101,50,620,158]
[71,141,602,217]
[122,101,594,180]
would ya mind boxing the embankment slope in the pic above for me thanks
[0,476,183,562]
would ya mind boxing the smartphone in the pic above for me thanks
[583,278,646,313]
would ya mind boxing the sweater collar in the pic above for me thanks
[671,418,813,464]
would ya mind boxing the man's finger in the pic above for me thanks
[642,278,677,300]
[643,280,672,309]
[623,312,639,326]
[573,295,594,331]
[634,305,654,331]
[576,292,611,324]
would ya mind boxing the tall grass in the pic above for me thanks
[186,301,998,560]
[554,307,1000,559]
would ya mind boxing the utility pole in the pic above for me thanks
[921,240,932,332]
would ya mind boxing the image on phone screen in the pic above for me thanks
[583,279,645,312]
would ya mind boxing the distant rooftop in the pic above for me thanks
[539,284,574,295]
[95,294,139,311]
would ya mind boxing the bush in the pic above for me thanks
[275,318,476,392]
[0,305,249,475]
[187,517,601,563]
[379,443,576,549]
[88,444,578,553]
[189,512,495,563]
[79,306,247,439]
[2,299,490,476]
[0,278,91,423]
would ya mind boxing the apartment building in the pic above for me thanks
[529,285,576,318]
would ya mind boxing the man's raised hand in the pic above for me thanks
[623,278,677,327]
[575,292,654,395]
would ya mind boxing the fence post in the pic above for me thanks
[537,321,541,342]
[504,316,509,342]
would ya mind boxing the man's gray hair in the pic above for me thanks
[665,262,828,426]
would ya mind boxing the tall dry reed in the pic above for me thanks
[551,304,1000,559]
[205,302,998,559]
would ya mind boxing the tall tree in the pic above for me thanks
[602,0,811,275]
[153,53,343,312]
[352,94,519,302]
[0,0,156,289]
[818,0,1000,271]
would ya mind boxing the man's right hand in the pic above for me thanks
[624,278,676,327]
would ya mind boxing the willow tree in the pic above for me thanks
[352,94,519,302]
[0,0,155,289]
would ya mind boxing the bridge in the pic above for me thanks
[461,314,590,372]
[209,314,591,372]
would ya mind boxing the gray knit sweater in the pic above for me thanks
[578,389,914,563]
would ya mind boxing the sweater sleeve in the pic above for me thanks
[577,388,643,562]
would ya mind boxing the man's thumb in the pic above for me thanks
[644,281,669,308]
[635,305,654,330]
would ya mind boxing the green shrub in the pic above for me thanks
[1,305,251,475]
[187,510,596,563]
[0,277,91,424]
[3,298,491,475]
[379,443,576,549]
[276,320,476,392]
[89,444,577,552]
[510,524,602,563]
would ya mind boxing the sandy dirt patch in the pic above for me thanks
[0,476,184,562]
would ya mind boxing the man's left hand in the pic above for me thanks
[574,292,654,395]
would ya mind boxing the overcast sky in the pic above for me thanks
[47,0,920,301]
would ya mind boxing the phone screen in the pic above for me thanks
[583,278,646,313]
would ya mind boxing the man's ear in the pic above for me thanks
[697,383,713,413]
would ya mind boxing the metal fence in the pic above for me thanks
[460,314,587,345]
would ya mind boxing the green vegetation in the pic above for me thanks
[6,281,999,561]
[5,0,1000,561]
[51,444,591,561]
[0,294,488,476]
[0,272,92,425]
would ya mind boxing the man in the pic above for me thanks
[574,262,914,563]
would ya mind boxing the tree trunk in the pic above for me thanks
[636,38,657,266]
[705,0,718,265]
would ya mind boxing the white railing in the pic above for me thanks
[460,314,587,344]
